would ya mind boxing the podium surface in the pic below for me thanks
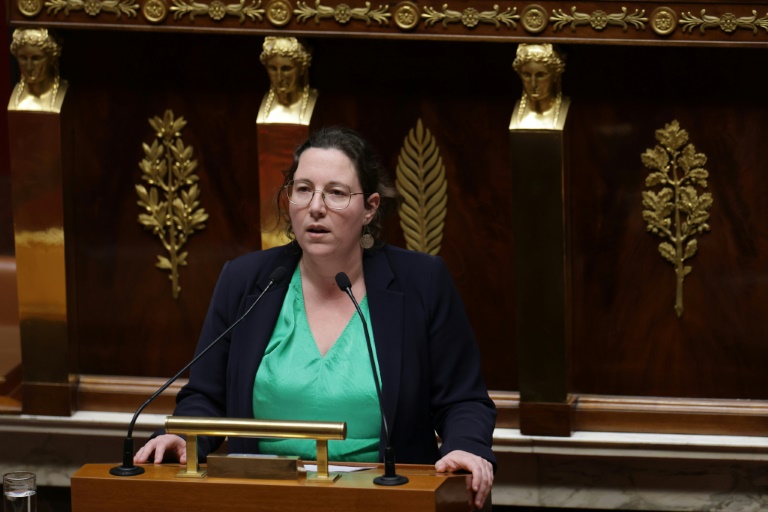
[72,463,484,512]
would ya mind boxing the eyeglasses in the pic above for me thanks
[284,179,365,210]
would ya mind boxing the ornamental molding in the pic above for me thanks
[294,0,390,25]
[422,4,519,29]
[170,0,264,22]
[550,6,647,32]
[45,0,138,17]
[680,9,768,34]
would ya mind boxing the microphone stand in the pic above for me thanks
[109,266,287,476]
[336,272,408,486]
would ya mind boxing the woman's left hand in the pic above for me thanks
[435,450,494,509]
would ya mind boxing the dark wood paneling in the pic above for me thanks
[567,44,768,400]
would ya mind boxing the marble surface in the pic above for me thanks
[2,414,768,510]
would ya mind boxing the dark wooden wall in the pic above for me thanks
[4,16,768,429]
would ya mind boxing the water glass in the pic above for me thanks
[3,472,36,512]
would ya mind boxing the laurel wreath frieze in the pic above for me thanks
[170,0,264,21]
[294,0,390,25]
[551,6,647,32]
[680,9,768,34]
[422,4,519,29]
[45,0,138,17]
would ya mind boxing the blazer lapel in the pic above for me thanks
[364,248,404,441]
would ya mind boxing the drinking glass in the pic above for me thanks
[3,472,36,512]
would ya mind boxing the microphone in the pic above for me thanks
[335,272,408,486]
[110,265,288,476]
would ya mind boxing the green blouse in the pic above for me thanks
[252,266,381,462]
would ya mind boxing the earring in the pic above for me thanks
[360,224,374,249]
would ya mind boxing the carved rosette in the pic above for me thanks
[521,3,547,33]
[266,0,292,25]
[18,0,44,16]
[650,6,677,35]
[394,0,418,30]
[142,0,168,22]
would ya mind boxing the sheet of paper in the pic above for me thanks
[302,464,375,473]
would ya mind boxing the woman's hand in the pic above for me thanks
[133,434,187,464]
[435,450,494,510]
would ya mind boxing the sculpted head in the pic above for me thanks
[512,44,565,103]
[259,37,312,106]
[10,28,61,93]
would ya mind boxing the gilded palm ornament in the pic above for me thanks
[641,120,712,318]
[395,119,447,256]
[136,110,209,299]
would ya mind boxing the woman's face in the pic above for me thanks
[519,60,554,101]
[289,148,379,261]
[16,44,52,86]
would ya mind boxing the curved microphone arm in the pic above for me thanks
[110,266,288,476]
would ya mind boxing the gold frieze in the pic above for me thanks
[136,110,209,300]
[551,6,647,32]
[395,119,447,256]
[680,9,768,34]
[170,0,264,22]
[641,120,713,318]
[45,0,139,17]
[294,0,390,25]
[422,4,518,29]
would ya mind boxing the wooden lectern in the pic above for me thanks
[71,463,487,512]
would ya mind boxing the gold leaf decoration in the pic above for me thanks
[45,0,138,17]
[550,6,647,32]
[395,119,447,255]
[422,3,518,28]
[137,110,209,299]
[294,0,390,25]
[641,120,713,318]
[680,9,768,34]
[170,0,264,22]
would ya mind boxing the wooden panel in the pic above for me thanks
[566,44,768,400]
[71,463,485,512]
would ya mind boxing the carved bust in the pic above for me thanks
[256,37,318,126]
[510,43,570,131]
[8,28,68,113]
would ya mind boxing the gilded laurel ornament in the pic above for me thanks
[680,9,768,34]
[18,0,44,16]
[136,110,209,300]
[395,119,447,256]
[170,0,264,22]
[294,0,389,25]
[45,0,138,16]
[641,120,713,318]
[550,6,647,32]
[266,0,292,25]
[422,3,519,29]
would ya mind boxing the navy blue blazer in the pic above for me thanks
[173,243,497,467]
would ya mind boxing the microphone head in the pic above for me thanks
[269,266,288,285]
[335,272,352,291]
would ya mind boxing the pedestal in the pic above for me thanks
[256,124,309,249]
[8,108,76,416]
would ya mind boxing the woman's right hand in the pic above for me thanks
[133,434,187,464]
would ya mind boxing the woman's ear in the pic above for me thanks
[365,193,381,221]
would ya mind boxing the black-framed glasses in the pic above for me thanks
[284,179,365,210]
